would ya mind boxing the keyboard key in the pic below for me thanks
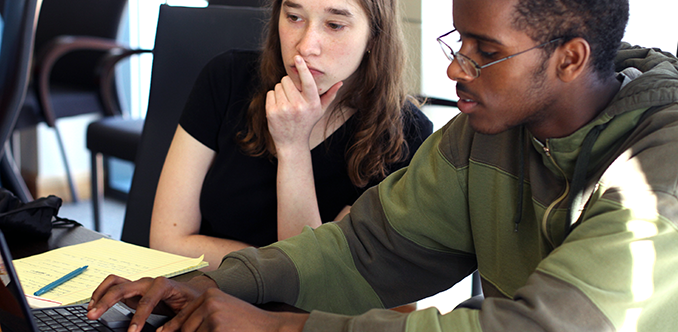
[34,306,113,332]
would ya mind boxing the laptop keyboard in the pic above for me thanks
[33,306,112,332]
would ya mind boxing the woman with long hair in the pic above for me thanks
[149,0,432,270]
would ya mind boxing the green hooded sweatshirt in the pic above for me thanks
[206,43,678,332]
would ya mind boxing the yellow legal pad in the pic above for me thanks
[12,238,208,307]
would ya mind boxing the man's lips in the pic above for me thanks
[456,86,479,113]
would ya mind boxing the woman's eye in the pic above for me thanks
[287,14,302,22]
[328,22,345,30]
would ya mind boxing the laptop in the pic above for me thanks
[0,230,168,332]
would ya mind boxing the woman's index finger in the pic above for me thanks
[294,55,318,95]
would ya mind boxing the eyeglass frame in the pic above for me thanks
[437,29,563,79]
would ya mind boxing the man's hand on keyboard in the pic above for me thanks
[86,274,217,332]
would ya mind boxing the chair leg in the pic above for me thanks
[91,152,104,232]
[53,124,79,202]
[1,142,34,203]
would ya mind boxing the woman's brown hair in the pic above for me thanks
[237,0,415,187]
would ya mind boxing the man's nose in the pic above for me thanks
[447,59,474,83]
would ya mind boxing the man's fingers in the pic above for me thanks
[125,277,173,332]
[88,275,136,319]
[157,289,207,332]
[89,274,130,309]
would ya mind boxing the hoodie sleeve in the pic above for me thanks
[204,122,478,317]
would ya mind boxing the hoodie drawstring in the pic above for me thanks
[514,127,525,232]
[564,123,608,239]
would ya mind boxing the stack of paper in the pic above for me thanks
[13,238,208,307]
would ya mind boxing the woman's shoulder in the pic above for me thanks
[179,50,261,150]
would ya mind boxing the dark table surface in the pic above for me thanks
[8,225,107,259]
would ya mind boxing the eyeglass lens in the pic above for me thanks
[438,30,480,78]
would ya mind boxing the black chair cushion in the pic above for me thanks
[86,117,144,162]
[17,86,105,130]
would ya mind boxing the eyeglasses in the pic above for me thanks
[437,29,562,79]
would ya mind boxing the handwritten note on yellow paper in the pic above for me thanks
[12,238,208,306]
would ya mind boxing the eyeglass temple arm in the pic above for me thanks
[480,38,563,69]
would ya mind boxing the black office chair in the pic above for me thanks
[87,1,271,231]
[0,0,41,202]
[120,5,268,247]
[86,114,143,231]
[14,0,150,203]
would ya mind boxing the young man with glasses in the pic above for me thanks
[87,0,678,331]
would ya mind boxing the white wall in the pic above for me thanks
[421,0,455,103]
[419,0,458,134]
[624,0,678,53]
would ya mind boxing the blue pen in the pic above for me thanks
[34,265,88,296]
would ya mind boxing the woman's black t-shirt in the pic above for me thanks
[179,50,433,248]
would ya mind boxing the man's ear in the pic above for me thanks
[555,37,591,83]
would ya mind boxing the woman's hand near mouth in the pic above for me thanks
[266,55,343,152]
[266,55,344,241]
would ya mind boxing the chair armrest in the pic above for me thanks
[415,95,458,108]
[98,48,153,117]
[34,36,152,126]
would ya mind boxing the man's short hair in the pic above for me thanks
[512,0,629,78]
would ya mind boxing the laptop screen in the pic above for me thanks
[0,230,38,332]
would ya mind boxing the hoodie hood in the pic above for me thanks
[605,42,678,117]
[537,43,678,178]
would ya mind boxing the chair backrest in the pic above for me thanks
[34,0,127,88]
[121,4,268,247]
[0,0,40,160]
[14,0,128,129]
